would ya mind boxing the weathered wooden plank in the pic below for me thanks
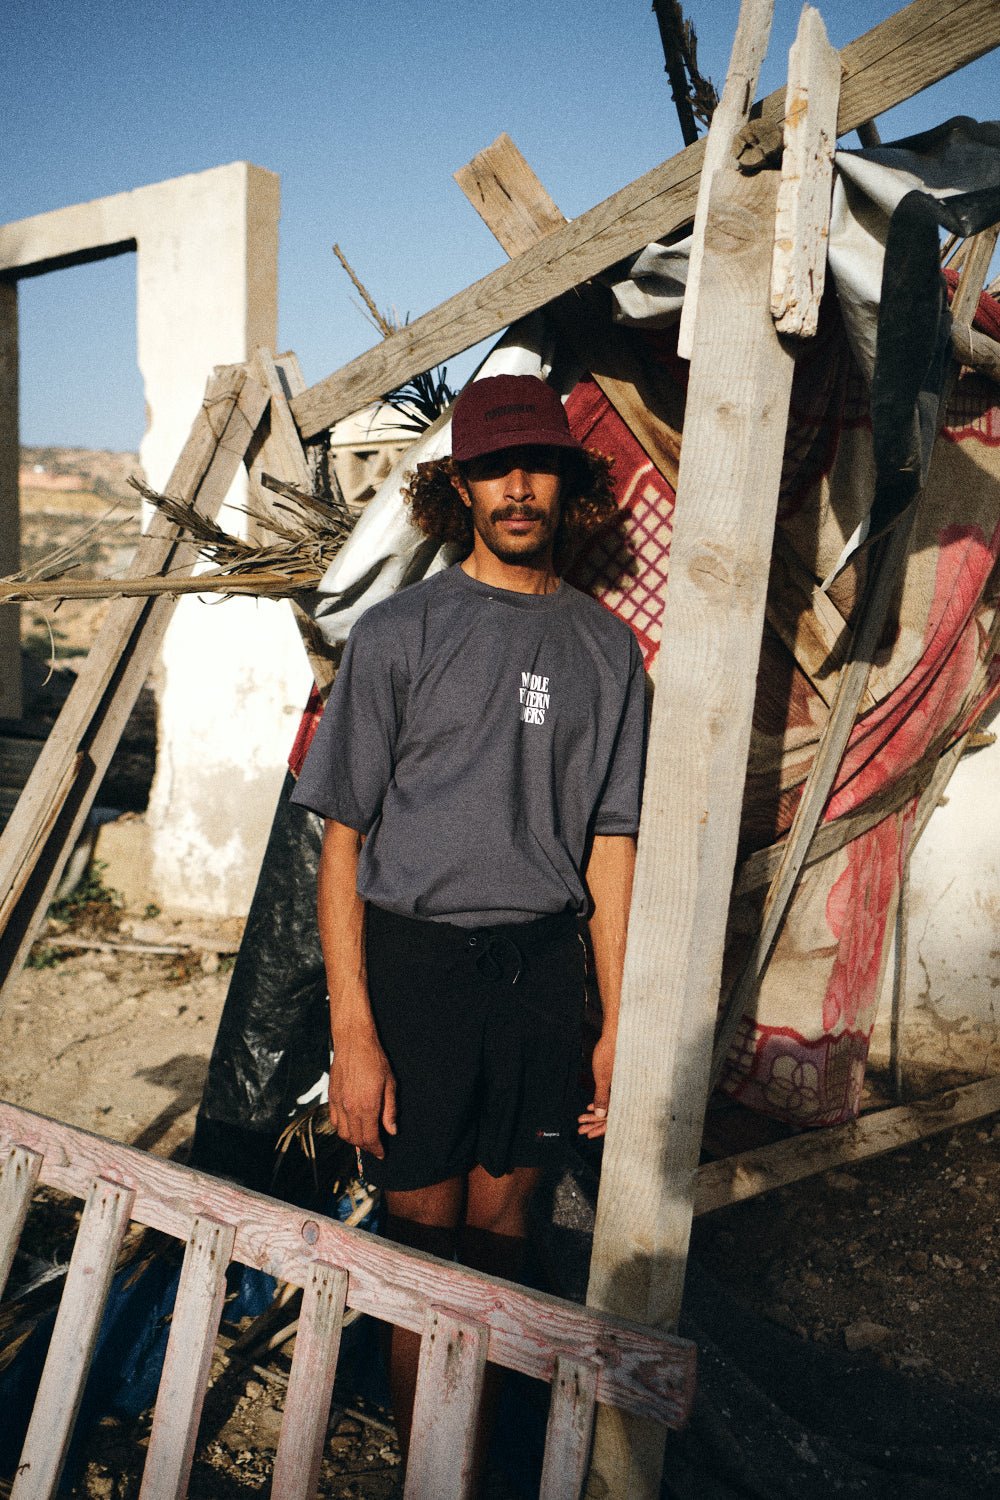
[694,1074,1000,1215]
[770,5,841,336]
[765,530,876,711]
[952,321,1000,384]
[677,0,774,360]
[0,1103,695,1428]
[404,1309,488,1500]
[289,0,1000,441]
[12,1176,135,1500]
[247,347,339,697]
[139,1217,236,1500]
[0,366,268,1011]
[539,1355,599,1500]
[452,136,683,487]
[454,132,566,257]
[585,165,794,1500]
[271,1262,349,1500]
[0,1144,42,1299]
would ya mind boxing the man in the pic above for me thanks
[291,372,645,1460]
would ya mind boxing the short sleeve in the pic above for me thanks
[592,635,647,836]
[290,610,408,831]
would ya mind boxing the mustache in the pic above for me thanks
[490,505,542,523]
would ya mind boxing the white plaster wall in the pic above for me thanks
[873,731,1000,1077]
[906,734,1000,1032]
[1,164,313,917]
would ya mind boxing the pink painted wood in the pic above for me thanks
[539,1354,600,1500]
[0,1103,695,1427]
[271,1261,350,1500]
[12,1175,135,1500]
[138,1216,236,1500]
[404,1307,488,1500]
[0,1144,41,1298]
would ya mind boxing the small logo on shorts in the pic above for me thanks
[535,1129,560,1139]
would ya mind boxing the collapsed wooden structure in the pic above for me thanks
[3,0,1000,1495]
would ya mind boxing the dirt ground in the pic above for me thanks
[3,457,1000,1495]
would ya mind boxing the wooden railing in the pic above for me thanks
[0,1102,695,1500]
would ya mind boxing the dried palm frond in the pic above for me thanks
[333,242,457,432]
[0,469,360,605]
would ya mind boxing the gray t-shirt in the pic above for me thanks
[292,564,646,927]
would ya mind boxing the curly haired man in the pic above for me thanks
[291,372,645,1467]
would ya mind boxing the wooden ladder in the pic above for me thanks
[0,1102,695,1500]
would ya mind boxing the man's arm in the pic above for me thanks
[317,818,397,1158]
[578,832,636,1139]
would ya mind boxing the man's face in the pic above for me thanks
[454,444,563,569]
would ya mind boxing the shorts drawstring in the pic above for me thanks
[468,933,523,985]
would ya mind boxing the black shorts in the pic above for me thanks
[358,904,586,1192]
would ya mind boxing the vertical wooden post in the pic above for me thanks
[271,1262,349,1500]
[539,1355,599,1500]
[139,1216,236,1500]
[0,1144,41,1297]
[404,1308,488,1500]
[0,279,20,718]
[585,166,795,1499]
[13,1176,135,1500]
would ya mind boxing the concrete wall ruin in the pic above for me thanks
[0,164,312,917]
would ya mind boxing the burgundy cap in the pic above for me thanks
[451,374,581,462]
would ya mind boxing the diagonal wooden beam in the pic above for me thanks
[289,0,1000,439]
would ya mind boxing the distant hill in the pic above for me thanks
[20,447,143,505]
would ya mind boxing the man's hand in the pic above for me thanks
[329,1025,397,1158]
[578,1027,616,1139]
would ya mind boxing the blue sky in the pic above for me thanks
[4,0,998,450]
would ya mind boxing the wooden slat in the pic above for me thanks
[289,0,1000,441]
[453,132,565,257]
[452,137,683,487]
[271,1262,349,1500]
[539,1355,599,1500]
[677,0,774,359]
[0,366,268,1012]
[404,1308,488,1500]
[139,1216,236,1500]
[12,1176,135,1500]
[247,347,339,697]
[770,5,841,337]
[952,320,1000,383]
[0,1144,42,1299]
[694,1074,1000,1215]
[0,1102,695,1428]
[585,166,795,1500]
[765,532,877,711]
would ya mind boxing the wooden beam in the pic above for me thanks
[140,1217,236,1500]
[770,5,841,337]
[451,134,683,487]
[539,1356,600,1500]
[247,347,340,698]
[0,366,268,1012]
[765,530,877,711]
[289,0,1000,439]
[585,165,795,1500]
[12,1177,135,1499]
[676,0,774,360]
[453,133,565,257]
[0,1145,41,1299]
[404,1310,488,1500]
[272,1264,350,1500]
[693,1074,1000,1215]
[0,1101,696,1428]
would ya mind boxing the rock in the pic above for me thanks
[825,1172,861,1192]
[932,1252,963,1271]
[844,1319,891,1352]
[766,1304,799,1332]
[200,949,221,974]
[907,1250,929,1274]
[254,1405,285,1447]
[245,1380,264,1400]
[800,1269,824,1289]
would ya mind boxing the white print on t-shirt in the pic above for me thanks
[519,670,550,725]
